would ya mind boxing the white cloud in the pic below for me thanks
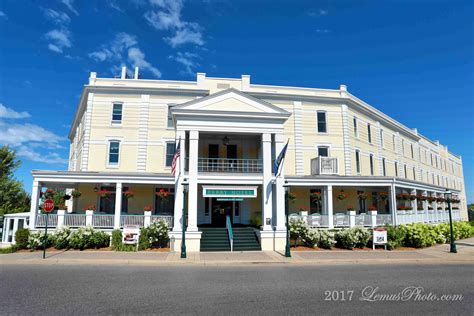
[145,0,204,47]
[308,9,329,17]
[0,121,63,145]
[61,0,79,16]
[89,33,162,78]
[16,146,68,165]
[128,47,162,78]
[107,0,123,12]
[0,10,6,18]
[42,8,70,24]
[169,52,199,76]
[45,28,72,53]
[0,104,31,119]
[315,29,330,33]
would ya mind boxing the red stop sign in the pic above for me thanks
[43,199,54,213]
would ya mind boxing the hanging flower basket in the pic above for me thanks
[396,193,409,201]
[71,190,82,199]
[123,190,134,199]
[357,192,368,200]
[155,188,169,200]
[427,196,436,203]
[63,194,71,201]
[436,197,445,203]
[397,205,413,211]
[337,190,347,201]
[409,195,417,201]
[143,205,152,212]
[310,192,322,202]
[43,189,55,199]
[97,189,112,199]
[379,192,388,201]
[417,195,427,201]
[287,192,297,202]
[83,204,96,211]
[298,205,308,213]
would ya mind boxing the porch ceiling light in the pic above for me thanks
[222,135,229,146]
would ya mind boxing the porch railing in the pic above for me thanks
[120,215,144,227]
[376,214,393,226]
[307,215,329,228]
[311,157,338,175]
[92,215,115,228]
[36,214,58,227]
[198,158,263,173]
[333,213,350,227]
[64,214,86,227]
[151,215,174,227]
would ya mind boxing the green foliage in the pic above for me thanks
[249,213,262,227]
[289,219,336,249]
[138,228,151,251]
[352,227,371,248]
[28,231,53,250]
[289,218,308,241]
[0,245,18,254]
[384,225,406,250]
[15,228,29,249]
[52,226,71,249]
[111,229,136,251]
[317,230,337,249]
[0,146,30,216]
[69,226,110,250]
[335,227,371,250]
[400,223,437,248]
[138,219,170,250]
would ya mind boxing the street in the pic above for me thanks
[1,263,472,315]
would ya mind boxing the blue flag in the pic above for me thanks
[273,140,289,175]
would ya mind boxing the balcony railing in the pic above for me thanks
[311,157,338,175]
[198,158,263,173]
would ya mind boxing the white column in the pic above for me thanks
[370,210,377,227]
[275,134,286,230]
[261,133,273,231]
[411,189,417,223]
[432,196,438,222]
[86,210,94,226]
[187,130,199,232]
[389,184,397,226]
[57,210,65,227]
[114,182,123,229]
[327,185,334,229]
[173,130,186,231]
[349,210,356,227]
[144,211,151,227]
[29,180,41,229]
[422,190,428,223]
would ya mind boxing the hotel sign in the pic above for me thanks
[203,186,257,198]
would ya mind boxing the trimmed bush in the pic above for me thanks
[111,229,136,252]
[352,227,371,248]
[69,226,109,250]
[138,228,151,251]
[15,228,29,249]
[335,229,357,250]
[28,231,53,250]
[400,223,436,248]
[384,225,406,250]
[52,226,71,249]
[0,245,18,254]
[316,230,336,249]
[289,218,309,243]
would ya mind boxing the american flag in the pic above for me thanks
[171,139,181,176]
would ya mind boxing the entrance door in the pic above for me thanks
[211,198,233,226]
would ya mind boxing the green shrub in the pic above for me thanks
[28,231,53,250]
[15,228,29,249]
[289,218,309,243]
[138,227,151,251]
[0,245,18,254]
[52,226,71,249]
[111,229,122,250]
[301,229,318,248]
[384,225,406,250]
[352,227,371,248]
[400,223,436,248]
[146,219,170,248]
[69,226,110,250]
[316,230,336,249]
[453,221,474,239]
[335,229,357,249]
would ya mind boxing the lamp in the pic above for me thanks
[222,135,229,146]
[445,189,457,253]
[181,178,189,259]
[283,180,291,258]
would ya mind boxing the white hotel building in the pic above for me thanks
[2,68,467,251]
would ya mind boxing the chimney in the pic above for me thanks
[340,84,347,92]
[197,72,206,89]
[134,67,139,79]
[121,66,127,79]
[89,72,97,85]
[241,74,251,91]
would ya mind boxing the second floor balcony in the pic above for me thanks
[311,156,338,175]
[198,158,263,173]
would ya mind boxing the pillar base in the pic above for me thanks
[256,229,286,251]
[169,231,202,252]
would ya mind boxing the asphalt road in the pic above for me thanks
[1,263,472,315]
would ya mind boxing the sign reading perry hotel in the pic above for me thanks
[203,186,258,198]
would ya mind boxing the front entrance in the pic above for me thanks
[211,198,240,226]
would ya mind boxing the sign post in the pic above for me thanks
[372,227,387,250]
[42,199,54,259]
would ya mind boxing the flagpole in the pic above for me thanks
[276,138,290,178]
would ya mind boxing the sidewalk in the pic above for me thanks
[1,238,472,266]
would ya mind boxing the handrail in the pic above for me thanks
[226,215,233,252]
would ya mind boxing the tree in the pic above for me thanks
[0,146,30,215]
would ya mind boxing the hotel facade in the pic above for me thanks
[2,68,467,251]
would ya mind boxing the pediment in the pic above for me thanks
[172,88,290,115]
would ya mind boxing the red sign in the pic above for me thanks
[43,199,54,213]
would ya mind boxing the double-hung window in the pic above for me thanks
[382,158,386,176]
[367,124,372,143]
[112,103,122,123]
[353,117,358,137]
[395,162,398,177]
[355,150,361,174]
[317,146,329,157]
[392,135,396,151]
[404,164,408,179]
[413,167,416,180]
[317,111,327,133]
[165,142,176,167]
[379,129,384,148]
[410,144,414,159]
[108,141,120,166]
[369,154,374,175]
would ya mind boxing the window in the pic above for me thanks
[382,158,386,176]
[410,144,414,159]
[395,162,398,177]
[155,188,174,215]
[353,117,358,137]
[355,150,361,174]
[379,129,384,148]
[167,104,176,128]
[435,156,438,168]
[413,167,416,180]
[369,154,374,175]
[430,153,433,166]
[112,103,122,123]
[401,140,405,155]
[108,141,120,165]
[367,124,372,143]
[317,111,327,133]
[309,189,322,214]
[317,146,329,157]
[404,164,407,178]
[165,142,176,167]
[99,186,128,214]
[437,175,440,185]
[392,135,396,151]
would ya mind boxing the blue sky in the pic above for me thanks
[0,0,473,202]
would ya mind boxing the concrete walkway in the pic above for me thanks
[1,238,472,266]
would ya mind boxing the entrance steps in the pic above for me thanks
[199,226,261,252]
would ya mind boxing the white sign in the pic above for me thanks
[373,228,387,250]
[123,225,140,245]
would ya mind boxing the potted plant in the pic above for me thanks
[310,191,322,202]
[337,190,347,201]
[155,188,169,200]
[299,205,309,213]
[71,190,82,199]
[357,191,368,200]
[368,204,377,211]
[43,188,55,199]
[379,192,388,201]
[143,205,152,212]
[436,197,445,203]
[417,194,427,201]
[97,189,112,199]
[347,205,355,211]
[427,196,436,203]
[409,194,417,201]
[123,190,134,199]
[288,192,296,203]
[63,194,71,201]
[83,204,96,211]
